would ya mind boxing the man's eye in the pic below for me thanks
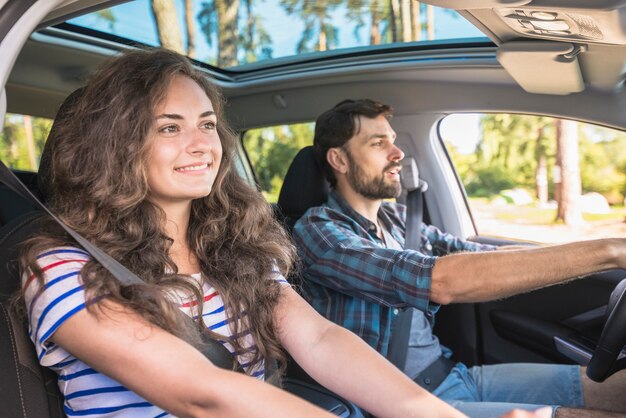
[372,141,383,147]
[159,124,179,134]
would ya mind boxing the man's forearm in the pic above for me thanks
[431,238,621,304]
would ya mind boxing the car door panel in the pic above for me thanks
[434,242,624,368]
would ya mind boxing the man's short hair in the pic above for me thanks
[313,99,393,187]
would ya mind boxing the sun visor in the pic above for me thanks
[496,41,584,95]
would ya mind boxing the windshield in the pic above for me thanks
[66,0,486,71]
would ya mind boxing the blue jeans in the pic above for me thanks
[432,363,584,418]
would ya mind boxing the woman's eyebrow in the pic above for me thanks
[155,110,215,120]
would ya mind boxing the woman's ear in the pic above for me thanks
[327,147,349,175]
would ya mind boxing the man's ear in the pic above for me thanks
[327,147,349,175]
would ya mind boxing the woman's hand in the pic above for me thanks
[501,407,552,418]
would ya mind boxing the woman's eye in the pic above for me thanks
[159,124,179,134]
[202,121,217,130]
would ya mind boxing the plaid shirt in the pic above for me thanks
[292,190,495,356]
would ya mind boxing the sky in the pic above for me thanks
[440,114,482,154]
[69,0,486,66]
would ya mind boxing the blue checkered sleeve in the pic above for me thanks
[294,206,435,312]
[421,223,497,256]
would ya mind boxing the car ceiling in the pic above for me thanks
[5,0,626,131]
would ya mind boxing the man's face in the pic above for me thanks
[342,115,404,199]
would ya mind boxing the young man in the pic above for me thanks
[292,99,626,418]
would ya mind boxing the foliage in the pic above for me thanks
[198,0,273,66]
[446,114,626,205]
[96,9,116,30]
[463,164,517,197]
[244,123,314,202]
[0,114,52,171]
[280,0,343,52]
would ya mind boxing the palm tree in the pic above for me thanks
[198,0,240,67]
[411,1,421,41]
[184,0,196,58]
[150,0,185,54]
[281,0,342,53]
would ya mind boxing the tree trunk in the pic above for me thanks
[401,0,411,42]
[150,0,184,54]
[536,153,548,204]
[370,12,382,44]
[23,115,37,170]
[184,0,196,58]
[411,1,421,41]
[554,119,584,225]
[389,0,399,42]
[318,21,327,51]
[426,5,435,40]
[216,0,239,67]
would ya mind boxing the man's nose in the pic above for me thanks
[390,143,404,162]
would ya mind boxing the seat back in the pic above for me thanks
[0,170,39,227]
[0,210,66,418]
[277,146,330,230]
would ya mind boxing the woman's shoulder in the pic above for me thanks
[34,246,91,266]
[23,246,91,291]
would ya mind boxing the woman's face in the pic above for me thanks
[146,75,223,210]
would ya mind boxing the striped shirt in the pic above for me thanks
[292,190,495,357]
[23,247,288,417]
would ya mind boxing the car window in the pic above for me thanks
[66,1,485,72]
[243,122,314,202]
[1,113,53,172]
[440,113,626,244]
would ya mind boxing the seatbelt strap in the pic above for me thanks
[0,160,243,372]
[386,157,428,370]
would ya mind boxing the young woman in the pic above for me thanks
[20,48,547,418]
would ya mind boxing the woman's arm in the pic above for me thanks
[274,286,467,418]
[52,298,335,418]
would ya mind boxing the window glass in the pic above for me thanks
[441,113,626,243]
[1,114,53,171]
[65,0,485,71]
[243,122,314,202]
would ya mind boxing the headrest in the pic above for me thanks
[277,146,330,220]
[38,87,84,203]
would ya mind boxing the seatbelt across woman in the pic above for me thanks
[0,159,243,372]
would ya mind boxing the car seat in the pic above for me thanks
[0,210,65,417]
[277,145,329,231]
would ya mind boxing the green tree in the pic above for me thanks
[477,114,555,194]
[579,125,626,204]
[198,0,240,66]
[199,0,272,66]
[280,0,342,52]
[244,123,314,201]
[1,114,52,171]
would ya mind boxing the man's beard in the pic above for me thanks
[345,149,402,200]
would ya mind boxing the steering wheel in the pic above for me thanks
[587,278,626,382]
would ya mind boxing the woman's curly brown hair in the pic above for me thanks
[20,48,295,375]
